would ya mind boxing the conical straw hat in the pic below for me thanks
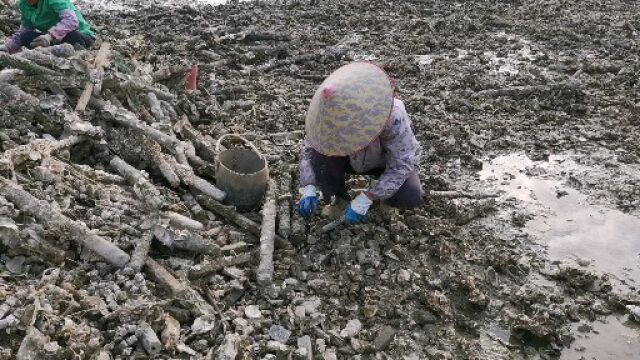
[305,62,394,156]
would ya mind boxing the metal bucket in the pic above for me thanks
[215,134,268,212]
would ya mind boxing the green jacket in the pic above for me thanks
[19,0,94,38]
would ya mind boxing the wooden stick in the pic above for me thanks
[172,161,225,201]
[195,194,291,249]
[76,42,110,112]
[0,177,130,268]
[16,47,77,72]
[472,81,580,98]
[429,190,498,199]
[321,215,345,233]
[102,105,225,200]
[0,52,60,75]
[0,136,82,170]
[143,140,180,187]
[0,82,39,105]
[454,199,497,225]
[153,225,221,256]
[128,228,154,272]
[110,156,163,210]
[163,211,204,231]
[189,252,252,279]
[144,258,215,316]
[174,116,217,162]
[144,258,187,296]
[102,103,182,150]
[257,180,277,285]
[277,170,292,239]
[17,225,67,265]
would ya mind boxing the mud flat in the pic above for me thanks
[1,0,639,358]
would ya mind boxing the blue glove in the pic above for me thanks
[297,185,319,218]
[344,193,373,224]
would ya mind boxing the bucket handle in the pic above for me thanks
[215,134,264,160]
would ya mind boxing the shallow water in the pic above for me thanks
[480,153,640,289]
[560,315,640,360]
[480,153,640,359]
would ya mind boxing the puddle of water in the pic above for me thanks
[480,153,640,359]
[560,315,640,360]
[479,153,640,289]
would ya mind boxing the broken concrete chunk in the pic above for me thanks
[136,323,162,355]
[626,305,640,322]
[339,319,362,338]
[296,335,313,360]
[269,325,292,344]
[244,305,262,319]
[215,334,240,360]
[373,326,396,351]
[266,340,290,354]
[191,316,216,335]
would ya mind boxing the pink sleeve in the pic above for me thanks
[48,9,79,40]
[367,100,422,200]
[299,137,317,187]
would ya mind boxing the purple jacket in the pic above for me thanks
[300,98,422,200]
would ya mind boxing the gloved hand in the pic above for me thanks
[344,192,373,224]
[30,33,53,48]
[0,45,7,53]
[297,185,319,218]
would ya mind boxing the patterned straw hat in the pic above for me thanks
[305,62,394,156]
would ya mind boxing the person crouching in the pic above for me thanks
[297,62,424,224]
[1,0,95,54]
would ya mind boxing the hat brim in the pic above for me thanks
[305,62,394,157]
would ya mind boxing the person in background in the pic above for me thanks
[297,62,424,224]
[0,0,95,54]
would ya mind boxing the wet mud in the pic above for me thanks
[1,0,639,359]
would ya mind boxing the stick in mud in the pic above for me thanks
[257,179,277,285]
[194,194,292,249]
[144,258,216,316]
[143,140,181,187]
[153,225,221,256]
[189,252,252,279]
[472,81,581,98]
[455,199,497,225]
[144,258,187,296]
[0,52,61,76]
[320,215,346,233]
[76,42,111,112]
[429,190,499,199]
[277,170,292,239]
[110,156,163,210]
[128,228,155,273]
[0,177,131,268]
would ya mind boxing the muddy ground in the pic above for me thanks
[1,0,639,359]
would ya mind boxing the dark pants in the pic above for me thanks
[16,29,95,50]
[310,149,424,209]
